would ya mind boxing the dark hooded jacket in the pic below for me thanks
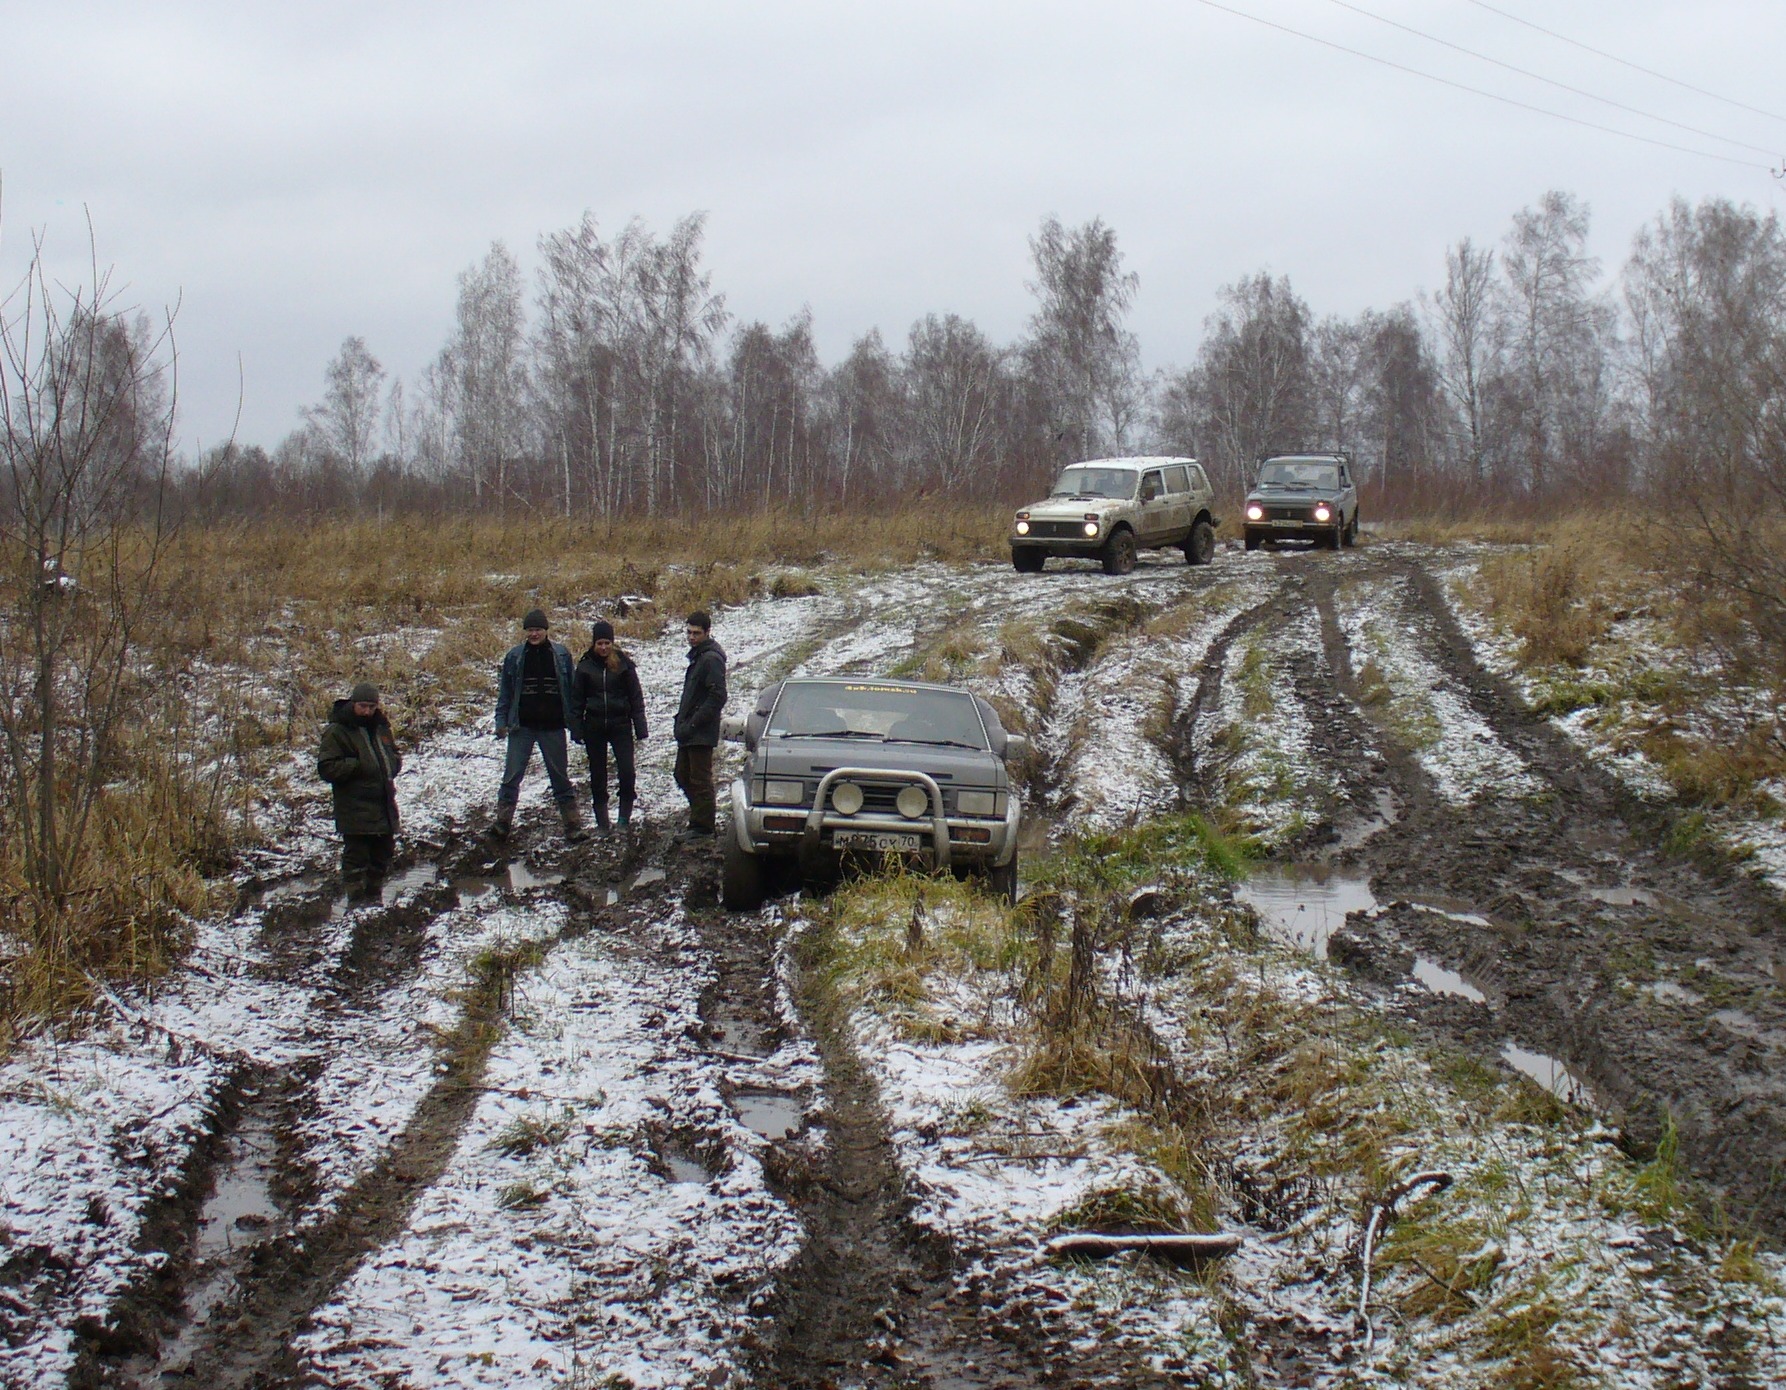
[572,646,648,740]
[317,701,402,835]
[674,637,727,747]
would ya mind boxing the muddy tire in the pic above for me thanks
[1011,548,1045,574]
[986,851,1018,904]
[1244,531,1261,552]
[721,832,765,911]
[1101,529,1137,575]
[1343,510,1358,547]
[1184,518,1216,566]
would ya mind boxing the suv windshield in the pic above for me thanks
[1257,460,1340,489]
[768,682,989,749]
[1051,466,1137,500]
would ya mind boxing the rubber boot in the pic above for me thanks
[560,800,591,845]
[490,802,515,840]
[617,799,633,831]
[592,798,611,835]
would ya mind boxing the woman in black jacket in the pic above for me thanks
[571,621,649,831]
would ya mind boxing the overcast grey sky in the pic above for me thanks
[4,0,1783,450]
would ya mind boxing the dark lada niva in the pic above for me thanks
[720,677,1025,910]
[1242,453,1360,551]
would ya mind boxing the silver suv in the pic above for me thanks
[1242,453,1360,550]
[1011,456,1220,575]
[720,677,1025,910]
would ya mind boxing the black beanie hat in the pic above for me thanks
[349,682,380,704]
[523,608,549,631]
[591,619,615,642]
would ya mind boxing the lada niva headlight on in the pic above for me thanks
[831,781,865,815]
[1015,520,1030,535]
[956,790,997,816]
[1082,521,1099,537]
[1246,503,1264,521]
[763,780,805,805]
[1314,503,1332,522]
[895,786,929,819]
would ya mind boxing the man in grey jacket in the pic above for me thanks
[672,610,727,844]
[492,608,588,843]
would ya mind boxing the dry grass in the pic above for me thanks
[0,508,1011,1043]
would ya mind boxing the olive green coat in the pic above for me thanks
[317,700,402,835]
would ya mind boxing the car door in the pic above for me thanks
[1161,465,1193,540]
[1337,461,1357,526]
[1137,468,1169,543]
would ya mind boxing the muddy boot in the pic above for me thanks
[560,801,591,845]
[592,799,611,836]
[489,802,515,840]
[617,799,633,831]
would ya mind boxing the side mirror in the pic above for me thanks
[1003,734,1031,762]
[721,713,747,742]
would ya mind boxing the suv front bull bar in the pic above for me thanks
[801,767,952,873]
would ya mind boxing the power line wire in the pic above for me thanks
[1321,0,1777,157]
[1462,0,1786,128]
[1190,0,1766,171]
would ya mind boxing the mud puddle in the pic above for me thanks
[1411,957,1487,1003]
[731,1089,804,1141]
[1236,864,1378,957]
[452,859,565,900]
[605,865,667,905]
[1501,1042,1598,1108]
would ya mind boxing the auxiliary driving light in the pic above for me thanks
[895,786,929,819]
[831,781,864,815]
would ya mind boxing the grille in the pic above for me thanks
[1266,507,1317,522]
[1030,520,1090,539]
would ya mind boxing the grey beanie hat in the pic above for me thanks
[349,682,380,704]
[523,608,549,631]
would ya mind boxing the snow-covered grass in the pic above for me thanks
[801,870,1242,1383]
[1195,608,1325,850]
[1335,573,1545,805]
[1439,555,1786,897]
[296,910,812,1390]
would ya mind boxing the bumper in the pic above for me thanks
[1010,537,1108,557]
[729,770,1020,871]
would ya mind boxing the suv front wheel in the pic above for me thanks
[1101,529,1137,575]
[1011,548,1045,573]
[721,832,765,911]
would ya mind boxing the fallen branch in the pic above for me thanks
[1045,1231,1242,1266]
[1359,1170,1453,1351]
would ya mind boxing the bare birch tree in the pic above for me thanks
[1025,216,1140,462]
[303,335,386,475]
[0,232,178,937]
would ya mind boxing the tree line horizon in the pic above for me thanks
[110,191,1786,526]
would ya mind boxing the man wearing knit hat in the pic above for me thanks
[317,681,402,896]
[492,609,588,843]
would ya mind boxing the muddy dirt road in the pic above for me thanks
[4,542,1783,1388]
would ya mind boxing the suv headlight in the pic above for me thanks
[1015,520,1030,535]
[1082,521,1099,537]
[956,790,997,816]
[1314,503,1332,522]
[763,779,805,805]
[1246,503,1264,521]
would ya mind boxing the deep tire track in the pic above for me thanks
[1324,554,1786,1237]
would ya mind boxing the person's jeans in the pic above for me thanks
[587,727,637,822]
[673,744,716,831]
[499,727,575,807]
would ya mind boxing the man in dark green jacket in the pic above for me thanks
[317,681,402,896]
[672,610,727,843]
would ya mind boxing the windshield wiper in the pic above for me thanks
[776,728,884,740]
[884,737,985,750]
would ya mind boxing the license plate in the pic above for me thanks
[1271,518,1304,527]
[833,830,922,852]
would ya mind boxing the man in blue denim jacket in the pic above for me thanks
[492,608,588,843]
